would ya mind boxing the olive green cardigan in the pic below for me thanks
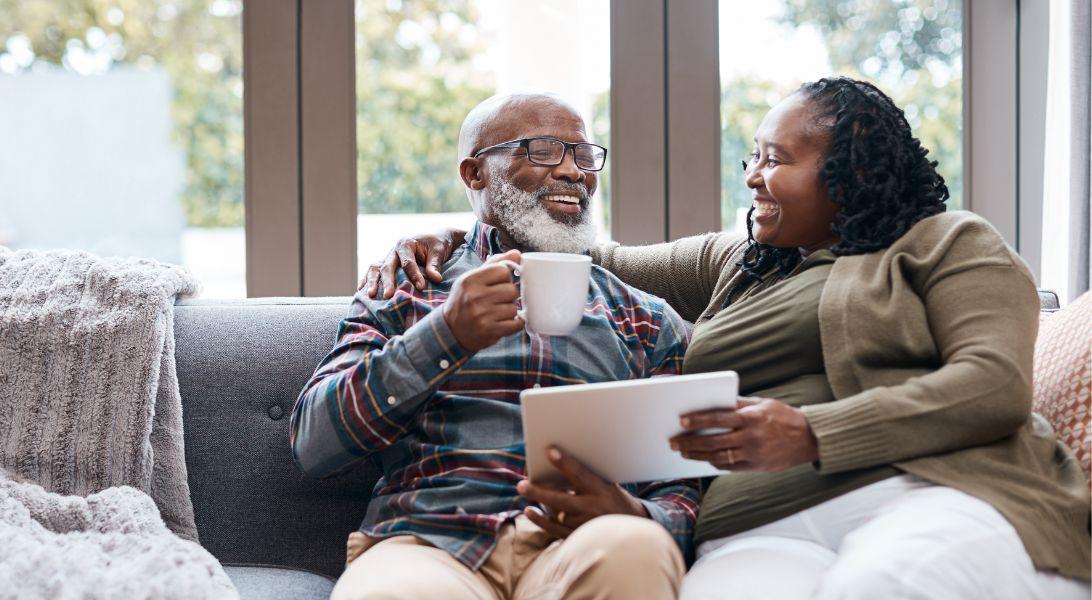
[593,211,1091,580]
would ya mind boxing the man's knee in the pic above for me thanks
[566,515,684,577]
[332,563,475,600]
[542,515,684,598]
[570,514,677,555]
[330,536,486,600]
[332,584,401,600]
[332,558,408,600]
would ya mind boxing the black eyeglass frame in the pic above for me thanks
[472,137,608,172]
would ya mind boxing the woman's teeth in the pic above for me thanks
[753,200,779,216]
[543,194,580,204]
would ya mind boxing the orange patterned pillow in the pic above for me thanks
[1033,291,1092,488]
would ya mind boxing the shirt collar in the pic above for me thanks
[465,221,511,262]
[464,220,596,260]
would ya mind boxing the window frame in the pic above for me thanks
[244,0,301,297]
[244,0,356,297]
[965,0,1047,282]
[243,0,1034,295]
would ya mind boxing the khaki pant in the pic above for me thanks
[331,514,685,600]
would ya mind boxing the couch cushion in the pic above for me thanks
[224,565,335,600]
[1033,291,1091,488]
[176,297,377,579]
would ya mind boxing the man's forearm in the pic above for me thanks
[290,308,470,478]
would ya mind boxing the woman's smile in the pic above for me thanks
[752,198,780,222]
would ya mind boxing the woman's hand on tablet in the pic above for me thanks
[670,397,819,471]
[516,446,648,539]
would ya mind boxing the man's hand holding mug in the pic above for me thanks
[442,250,525,352]
[444,249,593,352]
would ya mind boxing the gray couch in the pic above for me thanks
[176,297,375,600]
[174,291,1064,599]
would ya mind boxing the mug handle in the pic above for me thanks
[494,259,521,278]
[494,259,527,323]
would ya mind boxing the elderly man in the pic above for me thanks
[290,93,696,599]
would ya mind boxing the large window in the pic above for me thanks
[0,0,245,297]
[3,2,1033,298]
[354,0,610,276]
[719,0,963,233]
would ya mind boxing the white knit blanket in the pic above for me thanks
[0,248,237,599]
[0,469,237,599]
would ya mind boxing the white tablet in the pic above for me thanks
[520,370,738,485]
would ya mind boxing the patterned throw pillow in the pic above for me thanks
[1033,291,1092,488]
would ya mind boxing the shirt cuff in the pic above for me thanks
[639,498,674,531]
[801,394,892,474]
[639,497,693,558]
[379,308,471,401]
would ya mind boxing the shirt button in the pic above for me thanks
[532,384,541,389]
[387,395,396,405]
[439,359,450,369]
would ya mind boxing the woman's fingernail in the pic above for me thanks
[670,442,678,450]
[681,417,690,427]
[547,447,561,461]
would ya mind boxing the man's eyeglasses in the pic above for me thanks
[472,137,608,172]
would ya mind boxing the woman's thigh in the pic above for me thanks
[696,473,930,564]
[680,536,837,600]
[815,485,1091,600]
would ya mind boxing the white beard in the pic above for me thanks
[485,173,598,254]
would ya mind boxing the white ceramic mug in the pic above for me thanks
[498,252,591,336]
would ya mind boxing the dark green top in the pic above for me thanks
[682,249,898,543]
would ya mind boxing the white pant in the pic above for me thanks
[680,474,1090,600]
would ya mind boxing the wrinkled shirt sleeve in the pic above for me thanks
[290,290,470,478]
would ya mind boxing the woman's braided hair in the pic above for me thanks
[737,76,949,283]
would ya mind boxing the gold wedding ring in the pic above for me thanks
[556,510,566,525]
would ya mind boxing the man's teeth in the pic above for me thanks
[544,194,580,204]
[753,200,779,216]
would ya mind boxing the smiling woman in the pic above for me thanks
[733,78,948,288]
[744,95,840,253]
[604,77,1088,599]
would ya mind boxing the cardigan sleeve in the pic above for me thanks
[802,241,1039,474]
[590,233,746,323]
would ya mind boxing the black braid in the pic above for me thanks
[737,207,800,283]
[736,76,949,288]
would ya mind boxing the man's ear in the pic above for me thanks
[459,157,487,191]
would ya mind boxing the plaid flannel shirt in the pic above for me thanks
[291,221,698,569]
